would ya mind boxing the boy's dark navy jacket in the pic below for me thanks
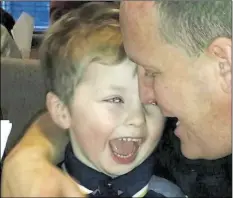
[58,142,185,197]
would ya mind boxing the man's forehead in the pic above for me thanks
[120,1,158,36]
[120,1,163,70]
[120,1,155,23]
[121,1,155,11]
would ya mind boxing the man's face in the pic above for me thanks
[68,60,164,177]
[120,2,231,159]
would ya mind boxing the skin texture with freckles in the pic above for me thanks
[120,1,231,160]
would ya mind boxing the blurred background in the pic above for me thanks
[0,1,90,58]
[1,1,50,31]
[1,1,49,59]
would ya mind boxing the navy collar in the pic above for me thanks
[64,143,155,197]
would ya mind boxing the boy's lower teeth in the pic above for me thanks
[113,151,134,158]
[109,138,142,164]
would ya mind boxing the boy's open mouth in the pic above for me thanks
[109,137,144,164]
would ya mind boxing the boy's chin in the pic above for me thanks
[101,160,139,178]
[103,167,134,178]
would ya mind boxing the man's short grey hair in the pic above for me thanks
[156,0,232,56]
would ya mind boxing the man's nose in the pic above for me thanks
[138,67,157,105]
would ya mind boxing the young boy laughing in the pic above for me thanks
[40,2,185,197]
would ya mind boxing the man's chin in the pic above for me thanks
[180,143,231,160]
[180,143,202,160]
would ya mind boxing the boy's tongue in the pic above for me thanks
[109,139,137,156]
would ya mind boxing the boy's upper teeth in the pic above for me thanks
[119,138,142,142]
[176,120,180,126]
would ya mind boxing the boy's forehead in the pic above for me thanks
[82,60,137,86]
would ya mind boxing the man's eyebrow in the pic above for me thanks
[128,57,139,65]
[128,57,152,69]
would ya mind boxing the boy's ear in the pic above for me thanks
[46,92,71,129]
[207,37,231,94]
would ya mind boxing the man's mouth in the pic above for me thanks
[176,120,180,127]
[109,137,144,164]
[174,118,182,137]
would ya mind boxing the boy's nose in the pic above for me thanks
[137,67,157,105]
[125,106,145,128]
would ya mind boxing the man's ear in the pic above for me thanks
[46,92,71,129]
[207,37,231,93]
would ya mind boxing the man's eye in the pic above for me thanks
[144,71,156,78]
[105,97,124,103]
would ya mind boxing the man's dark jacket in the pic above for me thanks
[153,118,232,198]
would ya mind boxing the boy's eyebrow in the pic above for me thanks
[109,85,126,92]
[133,66,138,77]
[128,57,139,77]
